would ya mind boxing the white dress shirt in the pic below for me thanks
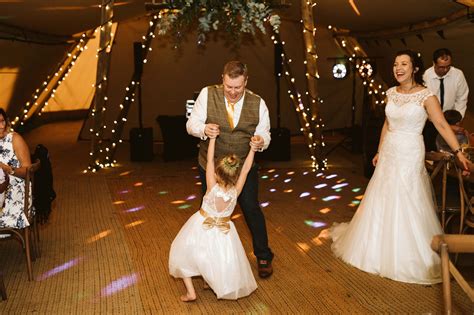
[423,66,469,117]
[186,86,271,150]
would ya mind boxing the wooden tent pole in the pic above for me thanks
[301,0,326,169]
[89,0,114,170]
[337,9,468,40]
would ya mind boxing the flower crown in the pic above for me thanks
[223,157,240,170]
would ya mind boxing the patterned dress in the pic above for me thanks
[0,132,32,229]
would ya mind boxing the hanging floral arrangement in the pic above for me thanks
[156,0,281,45]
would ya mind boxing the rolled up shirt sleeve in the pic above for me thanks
[186,87,208,140]
[255,98,271,151]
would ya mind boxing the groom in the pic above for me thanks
[186,60,274,278]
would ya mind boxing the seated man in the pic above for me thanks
[436,109,470,153]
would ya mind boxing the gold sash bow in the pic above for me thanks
[200,209,231,234]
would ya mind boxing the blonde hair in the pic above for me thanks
[215,154,241,187]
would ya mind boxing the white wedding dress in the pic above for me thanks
[169,184,257,299]
[331,87,442,284]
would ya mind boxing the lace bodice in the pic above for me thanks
[201,184,238,217]
[385,87,433,135]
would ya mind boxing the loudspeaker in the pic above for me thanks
[351,125,363,154]
[130,127,153,161]
[274,42,283,76]
[133,42,143,77]
[156,115,199,161]
[258,127,291,161]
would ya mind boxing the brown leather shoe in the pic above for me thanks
[257,259,273,278]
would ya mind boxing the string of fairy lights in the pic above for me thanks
[13,2,328,172]
[11,32,91,131]
[266,0,327,171]
[330,26,388,107]
[14,2,391,173]
[88,0,115,171]
[271,32,326,170]
[300,0,326,170]
[86,14,160,172]
[82,1,328,172]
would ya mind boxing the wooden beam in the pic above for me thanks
[455,0,474,7]
[335,9,469,39]
[0,22,73,45]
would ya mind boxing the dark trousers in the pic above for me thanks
[199,164,274,261]
[423,121,438,152]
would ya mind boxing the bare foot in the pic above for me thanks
[180,292,196,302]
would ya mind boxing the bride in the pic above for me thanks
[330,50,471,284]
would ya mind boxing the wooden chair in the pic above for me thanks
[426,152,453,230]
[462,197,474,234]
[0,270,6,300]
[0,161,41,281]
[426,151,474,233]
[431,235,474,314]
[458,170,474,234]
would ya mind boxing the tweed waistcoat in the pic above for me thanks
[198,85,260,169]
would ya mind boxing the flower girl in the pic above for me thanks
[169,136,258,301]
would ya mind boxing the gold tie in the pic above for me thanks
[226,101,235,129]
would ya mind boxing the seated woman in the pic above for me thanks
[0,108,32,229]
[0,170,9,206]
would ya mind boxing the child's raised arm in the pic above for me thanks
[205,138,217,192]
[235,145,256,195]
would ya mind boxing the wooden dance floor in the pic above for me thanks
[0,121,472,313]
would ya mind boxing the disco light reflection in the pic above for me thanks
[100,273,139,297]
[37,257,83,281]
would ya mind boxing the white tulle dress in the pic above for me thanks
[331,87,443,284]
[169,184,257,299]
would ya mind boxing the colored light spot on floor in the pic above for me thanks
[322,195,341,202]
[304,220,326,228]
[171,200,185,204]
[125,220,144,228]
[319,207,331,214]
